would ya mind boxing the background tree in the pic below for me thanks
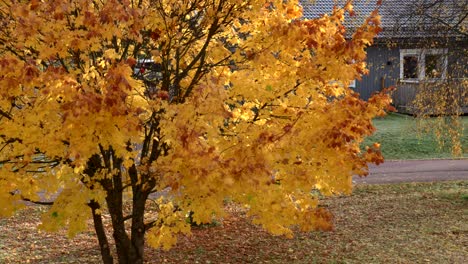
[0,0,390,263]
[386,0,467,155]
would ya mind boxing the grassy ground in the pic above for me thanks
[363,113,468,160]
[1,181,467,263]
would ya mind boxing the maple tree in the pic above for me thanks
[0,0,391,263]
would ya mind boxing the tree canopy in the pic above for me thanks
[0,0,391,263]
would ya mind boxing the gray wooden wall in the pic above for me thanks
[354,45,466,114]
[354,46,400,100]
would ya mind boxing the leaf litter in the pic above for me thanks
[0,181,466,263]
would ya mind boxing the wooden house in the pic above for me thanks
[300,0,467,114]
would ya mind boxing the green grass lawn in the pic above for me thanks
[363,113,468,160]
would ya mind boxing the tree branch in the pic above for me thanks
[0,108,12,120]
[9,192,54,205]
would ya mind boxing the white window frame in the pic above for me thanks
[399,48,448,83]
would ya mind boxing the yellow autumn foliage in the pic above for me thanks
[0,0,391,262]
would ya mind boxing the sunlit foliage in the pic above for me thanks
[0,0,390,263]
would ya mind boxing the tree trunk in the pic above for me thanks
[105,185,147,263]
[107,191,133,264]
[129,190,148,264]
[90,200,114,264]
[97,150,149,264]
[105,199,147,264]
[104,198,146,264]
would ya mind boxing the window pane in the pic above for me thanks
[425,54,443,78]
[403,55,418,78]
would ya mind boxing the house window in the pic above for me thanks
[400,49,447,82]
[425,54,445,78]
[403,55,418,79]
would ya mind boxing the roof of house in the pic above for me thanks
[300,0,467,38]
